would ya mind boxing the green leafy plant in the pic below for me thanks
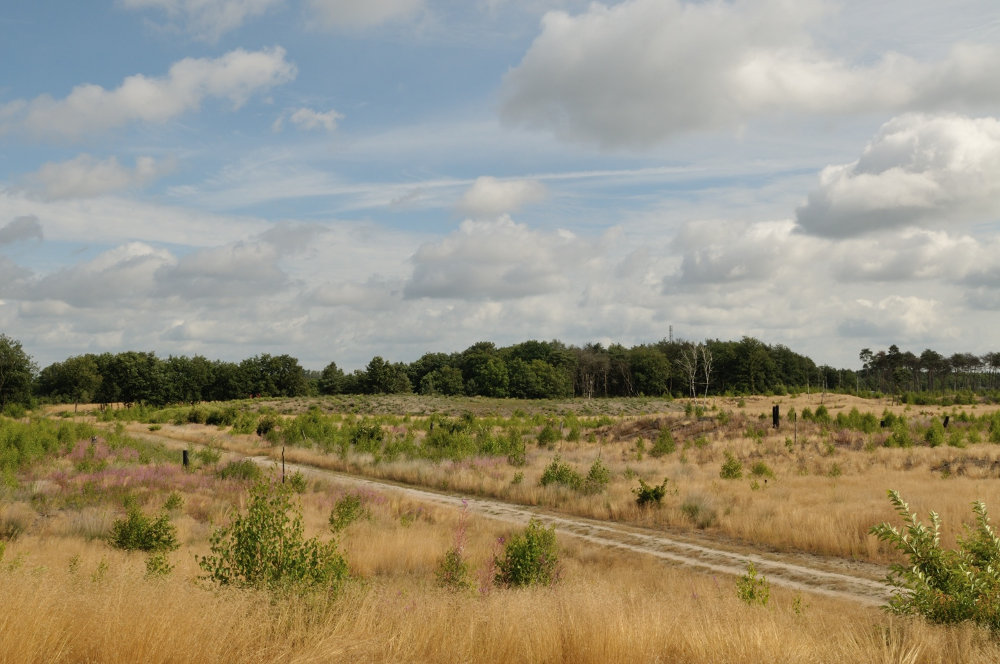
[199,478,348,593]
[750,461,774,479]
[869,490,1000,630]
[650,428,676,457]
[719,451,743,479]
[494,518,559,588]
[539,455,582,490]
[145,551,174,578]
[217,459,262,481]
[736,562,770,606]
[633,477,669,507]
[329,493,369,532]
[109,509,179,553]
[581,458,611,495]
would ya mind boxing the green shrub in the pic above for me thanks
[633,477,669,507]
[194,446,222,466]
[329,493,369,532]
[287,470,308,494]
[736,562,770,606]
[719,451,743,479]
[539,455,582,490]
[581,458,611,495]
[750,461,774,479]
[435,547,472,591]
[109,509,179,553]
[536,421,560,448]
[924,419,946,448]
[869,490,1000,630]
[680,494,717,528]
[145,551,174,578]
[494,518,559,588]
[217,459,262,481]
[199,478,348,593]
[650,428,676,457]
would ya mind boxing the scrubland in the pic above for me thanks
[4,392,1000,662]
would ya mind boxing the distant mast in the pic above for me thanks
[669,325,673,343]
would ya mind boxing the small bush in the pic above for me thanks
[539,455,582,490]
[650,428,676,457]
[681,494,717,528]
[217,459,262,481]
[287,470,308,493]
[633,477,669,507]
[750,461,774,479]
[720,451,743,479]
[536,422,560,448]
[329,493,369,532]
[581,458,611,495]
[436,547,472,590]
[195,446,222,466]
[924,420,946,448]
[109,509,179,553]
[145,551,174,578]
[199,478,348,593]
[869,490,1000,630]
[494,518,559,588]
[736,562,770,606]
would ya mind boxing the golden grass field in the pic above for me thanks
[4,392,1000,662]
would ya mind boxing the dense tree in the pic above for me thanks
[0,335,36,410]
[317,361,346,395]
[36,355,101,410]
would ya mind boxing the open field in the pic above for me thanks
[6,392,1000,661]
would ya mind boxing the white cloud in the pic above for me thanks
[272,107,344,132]
[404,215,594,300]
[500,0,1000,147]
[830,229,988,282]
[666,219,816,288]
[22,242,176,308]
[457,176,547,217]
[796,113,1000,237]
[23,154,174,199]
[837,295,947,340]
[305,0,423,30]
[1,47,296,140]
[0,215,44,244]
[119,0,284,40]
[154,241,288,299]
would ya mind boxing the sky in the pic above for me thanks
[1,0,999,371]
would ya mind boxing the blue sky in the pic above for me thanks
[2,0,999,370]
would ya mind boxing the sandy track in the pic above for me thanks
[132,428,894,606]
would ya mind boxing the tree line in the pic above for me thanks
[0,332,997,411]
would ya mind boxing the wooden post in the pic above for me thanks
[772,405,780,429]
[182,450,189,467]
[282,446,285,483]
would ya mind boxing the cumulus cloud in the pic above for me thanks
[404,216,592,300]
[305,0,423,29]
[119,0,284,41]
[272,107,344,132]
[310,277,403,310]
[665,219,815,288]
[0,215,44,244]
[24,242,176,308]
[500,0,1000,147]
[457,176,547,217]
[1,47,296,140]
[830,229,985,282]
[23,154,174,199]
[796,114,1000,237]
[837,295,945,340]
[154,241,288,299]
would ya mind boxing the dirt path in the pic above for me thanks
[130,427,893,607]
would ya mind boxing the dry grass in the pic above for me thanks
[3,506,1000,664]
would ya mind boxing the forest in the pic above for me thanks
[2,333,997,411]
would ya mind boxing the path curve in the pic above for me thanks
[131,428,894,606]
